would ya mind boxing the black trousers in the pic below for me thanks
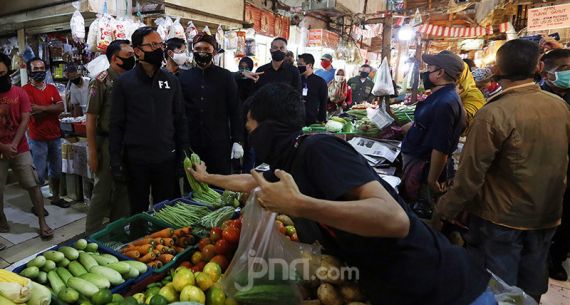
[125,157,177,215]
[550,188,570,264]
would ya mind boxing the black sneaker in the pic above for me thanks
[31,207,49,217]
[549,262,568,281]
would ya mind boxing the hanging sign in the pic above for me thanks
[307,29,340,48]
[418,24,493,38]
[527,4,570,32]
[245,4,290,39]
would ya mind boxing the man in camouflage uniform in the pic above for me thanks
[348,64,375,104]
[85,40,135,233]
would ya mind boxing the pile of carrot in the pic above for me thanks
[120,227,194,268]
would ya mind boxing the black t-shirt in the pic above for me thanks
[265,134,489,305]
[254,62,302,93]
[302,74,328,125]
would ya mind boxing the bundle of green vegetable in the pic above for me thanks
[390,104,415,124]
[184,153,223,207]
[18,239,147,304]
[325,117,355,133]
[356,118,381,137]
[345,109,367,120]
[152,202,211,228]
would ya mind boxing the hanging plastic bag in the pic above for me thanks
[168,17,186,40]
[70,11,85,43]
[97,14,115,53]
[222,190,320,304]
[372,57,395,96]
[202,26,212,35]
[216,25,224,47]
[185,21,198,43]
[487,272,538,305]
[113,17,130,40]
[155,17,168,40]
[87,17,100,52]
[86,55,110,78]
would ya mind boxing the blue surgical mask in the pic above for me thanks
[552,70,570,89]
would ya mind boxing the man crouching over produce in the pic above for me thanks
[187,83,494,305]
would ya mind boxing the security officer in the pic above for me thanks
[348,64,375,104]
[85,40,134,234]
[110,27,188,215]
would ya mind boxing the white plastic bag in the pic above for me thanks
[113,18,129,40]
[487,272,538,305]
[87,17,100,52]
[168,17,186,40]
[97,14,115,52]
[86,55,110,78]
[216,25,224,48]
[367,102,394,130]
[155,17,168,40]
[222,190,319,303]
[70,10,85,42]
[202,25,212,35]
[185,21,198,43]
[372,57,395,96]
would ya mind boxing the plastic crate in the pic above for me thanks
[89,213,196,273]
[11,239,152,295]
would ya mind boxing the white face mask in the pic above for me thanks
[172,53,188,66]
[335,75,345,82]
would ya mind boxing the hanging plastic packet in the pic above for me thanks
[113,17,130,40]
[216,25,224,47]
[155,17,168,40]
[169,17,186,40]
[185,21,198,43]
[86,55,110,78]
[87,16,100,52]
[225,31,238,50]
[70,10,85,42]
[222,190,320,304]
[202,25,212,35]
[372,57,395,96]
[97,14,116,53]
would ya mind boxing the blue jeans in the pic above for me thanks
[465,215,556,299]
[28,138,62,185]
[469,289,497,305]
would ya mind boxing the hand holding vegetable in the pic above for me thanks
[250,169,304,216]
[187,160,209,183]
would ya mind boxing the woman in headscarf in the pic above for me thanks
[327,69,352,115]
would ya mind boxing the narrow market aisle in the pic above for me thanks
[0,183,87,266]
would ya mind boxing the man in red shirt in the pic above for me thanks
[22,58,68,209]
[0,54,53,244]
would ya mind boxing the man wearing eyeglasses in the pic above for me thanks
[109,27,188,215]
[254,37,301,93]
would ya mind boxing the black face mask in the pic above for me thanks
[298,65,307,74]
[0,74,11,93]
[70,77,82,85]
[141,48,164,67]
[359,71,369,78]
[421,70,437,90]
[193,52,213,67]
[117,56,136,71]
[31,71,46,82]
[271,50,286,62]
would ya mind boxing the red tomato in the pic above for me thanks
[198,238,211,251]
[191,261,206,272]
[231,219,242,230]
[191,251,203,265]
[275,220,286,235]
[222,228,240,244]
[210,255,229,270]
[209,227,223,242]
[214,239,230,255]
[180,261,191,268]
[221,220,233,231]
[290,233,299,242]
[202,244,216,261]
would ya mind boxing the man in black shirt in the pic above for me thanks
[186,83,492,305]
[297,53,327,125]
[178,32,243,175]
[110,27,188,214]
[254,37,301,93]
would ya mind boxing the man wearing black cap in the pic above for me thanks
[437,40,570,302]
[178,32,243,176]
[110,27,188,215]
[400,50,466,217]
[64,64,90,116]
[254,37,301,93]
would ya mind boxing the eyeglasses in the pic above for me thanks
[139,42,165,50]
[270,46,287,52]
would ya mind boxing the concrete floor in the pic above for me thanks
[0,184,569,304]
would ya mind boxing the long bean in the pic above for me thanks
[200,206,235,228]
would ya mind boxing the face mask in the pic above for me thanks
[298,65,307,74]
[71,78,82,85]
[193,52,213,67]
[421,70,437,90]
[142,48,164,67]
[0,74,11,93]
[171,53,187,66]
[117,56,136,71]
[271,50,286,62]
[321,61,331,69]
[31,71,46,82]
[335,75,345,82]
[359,71,369,78]
[552,70,570,89]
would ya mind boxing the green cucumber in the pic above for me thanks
[74,239,88,250]
[89,266,124,286]
[68,261,88,277]
[20,266,40,279]
[59,246,80,260]
[41,260,56,272]
[125,266,139,279]
[26,256,46,268]
[106,262,131,274]
[47,270,66,295]
[79,272,111,289]
[79,252,98,271]
[57,257,71,268]
[67,277,100,297]
[123,260,148,274]
[58,287,80,303]
[100,254,119,263]
[43,250,65,263]
[85,243,99,252]
[90,253,117,266]
[36,271,47,284]
[56,267,73,284]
